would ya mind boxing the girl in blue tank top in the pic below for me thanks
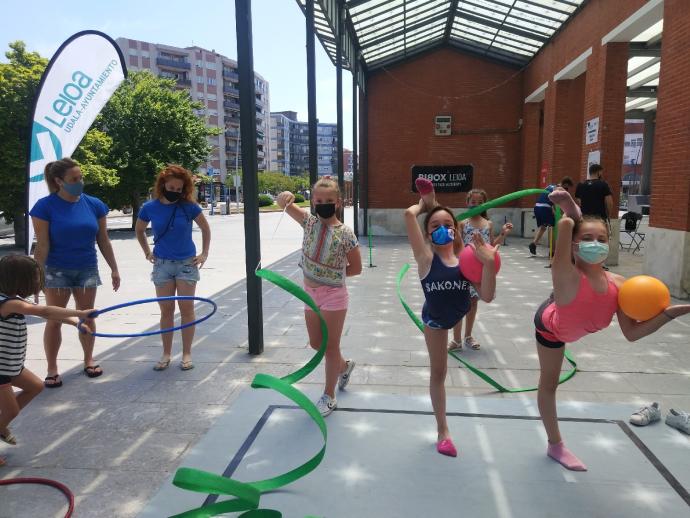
[405,179,499,458]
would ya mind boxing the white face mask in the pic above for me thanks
[575,241,609,264]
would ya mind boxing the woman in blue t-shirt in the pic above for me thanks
[30,158,120,387]
[135,165,211,371]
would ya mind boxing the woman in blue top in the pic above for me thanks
[30,158,120,387]
[405,179,498,457]
[135,165,210,371]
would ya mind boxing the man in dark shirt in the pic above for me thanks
[575,164,613,221]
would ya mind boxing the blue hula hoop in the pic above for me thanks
[79,296,217,338]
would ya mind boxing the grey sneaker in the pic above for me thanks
[338,359,356,391]
[665,409,690,435]
[630,402,661,426]
[316,394,337,417]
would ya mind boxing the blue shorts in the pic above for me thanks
[534,206,555,227]
[151,257,200,287]
[44,265,101,289]
[422,302,464,330]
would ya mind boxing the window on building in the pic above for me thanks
[207,77,217,86]
[207,93,217,101]
[128,48,138,56]
[206,61,216,70]
[196,76,204,84]
[197,60,203,68]
[141,51,150,58]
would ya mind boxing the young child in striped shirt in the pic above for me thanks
[0,255,95,467]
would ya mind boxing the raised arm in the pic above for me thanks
[405,199,432,273]
[550,217,581,304]
[276,191,308,224]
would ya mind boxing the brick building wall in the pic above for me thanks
[365,48,523,210]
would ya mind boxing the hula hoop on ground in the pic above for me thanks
[397,187,577,393]
[0,477,74,518]
[79,296,217,338]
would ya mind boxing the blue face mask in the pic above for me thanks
[61,180,84,197]
[431,225,455,245]
[576,241,609,264]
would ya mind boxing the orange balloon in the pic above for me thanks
[618,275,671,321]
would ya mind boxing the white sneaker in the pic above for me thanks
[338,359,356,391]
[630,402,661,426]
[665,409,690,435]
[316,394,337,417]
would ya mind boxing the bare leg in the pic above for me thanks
[533,225,546,246]
[176,281,197,364]
[43,288,71,380]
[449,320,463,349]
[307,309,348,399]
[424,326,450,441]
[463,298,480,349]
[537,342,587,471]
[156,282,177,361]
[0,385,19,435]
[72,287,99,373]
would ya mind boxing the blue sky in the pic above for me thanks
[0,0,354,148]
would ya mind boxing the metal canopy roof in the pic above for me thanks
[296,0,586,72]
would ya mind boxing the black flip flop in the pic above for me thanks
[44,375,63,388]
[83,365,103,378]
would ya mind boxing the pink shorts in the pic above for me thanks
[304,284,349,312]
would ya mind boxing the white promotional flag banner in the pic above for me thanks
[26,30,127,252]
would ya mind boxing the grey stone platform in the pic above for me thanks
[141,388,690,518]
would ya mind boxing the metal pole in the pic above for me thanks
[352,66,359,236]
[336,2,344,197]
[640,112,655,196]
[306,0,318,187]
[235,135,240,214]
[361,86,368,233]
[235,0,263,355]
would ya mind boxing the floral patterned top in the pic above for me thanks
[300,213,359,287]
[461,219,491,245]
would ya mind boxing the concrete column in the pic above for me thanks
[645,0,690,299]
[581,43,628,266]
[519,102,542,206]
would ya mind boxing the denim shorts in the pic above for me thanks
[151,257,200,286]
[44,265,101,289]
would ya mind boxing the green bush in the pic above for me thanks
[258,194,274,207]
[294,193,305,203]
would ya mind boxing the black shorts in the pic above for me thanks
[534,206,555,228]
[533,295,565,349]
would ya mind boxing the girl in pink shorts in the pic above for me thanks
[276,179,362,417]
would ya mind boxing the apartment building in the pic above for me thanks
[116,38,271,181]
[269,111,337,177]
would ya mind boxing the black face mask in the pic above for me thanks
[315,203,336,219]
[163,189,182,203]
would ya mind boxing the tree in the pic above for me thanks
[0,42,47,244]
[91,71,219,226]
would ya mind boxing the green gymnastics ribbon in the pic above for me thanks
[170,269,328,518]
[397,188,577,393]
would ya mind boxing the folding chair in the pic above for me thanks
[620,212,645,254]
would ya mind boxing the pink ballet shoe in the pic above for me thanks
[548,189,582,220]
[415,177,434,195]
[437,438,458,457]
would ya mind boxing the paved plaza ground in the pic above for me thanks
[0,209,688,517]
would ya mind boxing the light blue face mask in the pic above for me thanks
[61,180,84,197]
[576,241,609,264]
[431,225,455,245]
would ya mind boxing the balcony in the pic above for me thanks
[176,78,192,87]
[224,86,239,96]
[224,100,240,111]
[224,115,240,125]
[257,150,265,158]
[222,70,239,80]
[156,57,191,70]
[225,129,240,138]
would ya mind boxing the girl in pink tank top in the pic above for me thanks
[534,189,690,473]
